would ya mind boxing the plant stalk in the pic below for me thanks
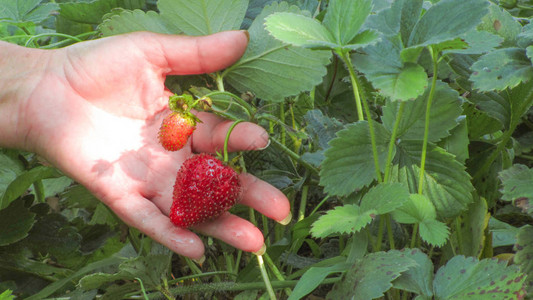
[384,102,406,182]
[223,120,243,163]
[338,50,364,121]
[340,50,383,183]
[418,47,439,195]
[257,255,277,300]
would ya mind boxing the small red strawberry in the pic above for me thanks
[170,154,241,228]
[158,112,197,151]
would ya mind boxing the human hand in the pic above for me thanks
[5,31,290,260]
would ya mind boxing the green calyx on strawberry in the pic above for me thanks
[170,153,241,228]
[158,94,209,152]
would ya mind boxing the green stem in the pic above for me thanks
[309,195,331,216]
[168,271,237,285]
[25,32,83,48]
[33,180,45,203]
[338,50,364,121]
[185,257,203,275]
[375,217,385,251]
[280,103,286,145]
[160,278,342,297]
[383,102,406,182]
[298,185,309,221]
[234,250,242,275]
[39,31,98,49]
[135,278,150,300]
[455,217,464,255]
[270,138,319,175]
[203,91,254,118]
[264,253,292,297]
[257,255,277,300]
[386,214,395,250]
[418,47,439,195]
[223,120,243,163]
[341,51,383,183]
[410,224,419,249]
[215,72,225,91]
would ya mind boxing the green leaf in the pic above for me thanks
[0,198,35,246]
[36,176,73,199]
[322,0,372,46]
[490,217,519,247]
[312,183,410,238]
[477,3,522,47]
[514,225,533,296]
[360,183,410,215]
[353,37,428,101]
[0,290,15,300]
[452,196,489,256]
[518,23,533,48]
[500,164,532,199]
[393,194,436,224]
[80,254,171,290]
[320,121,391,196]
[25,254,128,300]
[60,0,145,24]
[509,80,533,131]
[22,213,82,265]
[98,9,180,36]
[158,0,247,35]
[121,254,171,287]
[442,30,503,55]
[311,205,373,238]
[288,262,349,300]
[382,81,462,142]
[470,48,533,92]
[327,250,417,300]
[437,117,469,164]
[468,91,510,129]
[366,0,405,37]
[304,109,345,150]
[344,30,379,50]
[224,2,331,102]
[0,166,62,209]
[499,164,533,215]
[0,0,58,25]
[392,248,434,298]
[434,255,527,299]
[391,142,474,218]
[0,153,24,198]
[407,0,489,48]
[265,12,336,49]
[419,219,449,247]
[462,101,502,139]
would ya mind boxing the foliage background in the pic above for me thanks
[1,0,533,299]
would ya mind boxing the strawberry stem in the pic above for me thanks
[257,255,277,300]
[203,90,255,118]
[223,120,244,163]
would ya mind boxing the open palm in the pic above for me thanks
[19,31,290,259]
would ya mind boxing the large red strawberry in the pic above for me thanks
[170,154,241,228]
[158,112,197,151]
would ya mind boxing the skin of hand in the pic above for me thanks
[0,31,291,260]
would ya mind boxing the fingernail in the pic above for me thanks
[278,211,292,225]
[257,139,271,150]
[192,255,206,266]
[240,30,250,42]
[253,244,267,256]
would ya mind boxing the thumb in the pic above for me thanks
[137,30,249,75]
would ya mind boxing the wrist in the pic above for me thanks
[0,41,51,151]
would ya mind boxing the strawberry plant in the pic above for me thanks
[1,0,533,299]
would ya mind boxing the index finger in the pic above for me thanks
[139,30,249,75]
